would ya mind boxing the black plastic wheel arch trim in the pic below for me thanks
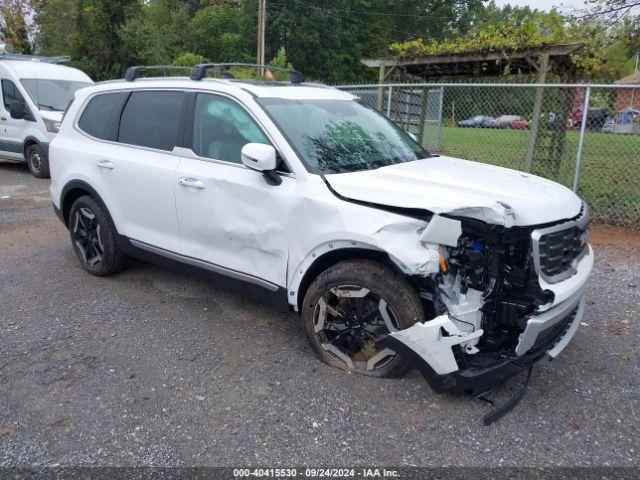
[59,180,110,227]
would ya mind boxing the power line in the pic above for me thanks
[276,0,426,37]
[274,0,472,20]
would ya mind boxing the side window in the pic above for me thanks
[192,93,270,163]
[1,79,25,111]
[78,92,129,141]
[118,91,184,151]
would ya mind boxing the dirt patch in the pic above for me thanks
[590,226,640,249]
[0,216,66,251]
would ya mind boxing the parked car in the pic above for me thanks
[510,118,530,130]
[0,47,93,178]
[488,115,526,128]
[49,64,592,423]
[457,115,494,128]
[572,108,608,131]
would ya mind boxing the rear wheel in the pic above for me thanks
[26,144,50,178]
[301,260,425,378]
[68,196,126,276]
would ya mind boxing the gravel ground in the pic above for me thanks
[1,163,639,468]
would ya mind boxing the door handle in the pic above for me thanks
[0,117,6,121]
[178,177,205,189]
[95,159,115,170]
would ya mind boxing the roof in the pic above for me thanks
[362,43,583,78]
[0,60,92,82]
[89,77,354,101]
[615,72,640,85]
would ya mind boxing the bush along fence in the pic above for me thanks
[336,82,640,228]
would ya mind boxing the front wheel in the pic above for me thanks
[26,144,50,178]
[301,260,425,378]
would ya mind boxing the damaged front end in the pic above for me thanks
[380,206,591,398]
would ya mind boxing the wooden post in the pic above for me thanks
[257,0,266,74]
[523,53,550,172]
[377,65,386,111]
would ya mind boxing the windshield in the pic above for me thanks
[257,98,430,174]
[20,79,92,111]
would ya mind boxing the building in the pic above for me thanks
[614,72,640,112]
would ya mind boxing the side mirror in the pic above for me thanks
[241,143,281,185]
[9,100,26,120]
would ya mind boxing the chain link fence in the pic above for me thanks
[337,83,640,228]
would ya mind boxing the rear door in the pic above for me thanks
[80,89,185,252]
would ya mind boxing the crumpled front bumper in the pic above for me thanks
[380,287,587,395]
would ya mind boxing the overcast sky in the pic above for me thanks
[493,0,587,13]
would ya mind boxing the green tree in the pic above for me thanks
[69,0,138,79]
[31,0,79,55]
[188,3,253,63]
[119,0,192,66]
[0,0,32,54]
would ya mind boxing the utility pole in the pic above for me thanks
[257,0,266,73]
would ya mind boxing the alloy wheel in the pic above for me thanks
[72,207,104,267]
[312,284,399,373]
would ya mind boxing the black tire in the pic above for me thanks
[301,260,425,378]
[68,195,126,276]
[26,143,50,179]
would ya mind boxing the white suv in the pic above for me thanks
[50,65,592,421]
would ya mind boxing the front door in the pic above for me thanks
[0,78,28,159]
[174,92,294,288]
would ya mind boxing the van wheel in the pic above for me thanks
[68,196,126,276]
[26,144,50,178]
[301,260,425,378]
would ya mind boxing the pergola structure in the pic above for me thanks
[362,43,583,172]
[362,43,583,82]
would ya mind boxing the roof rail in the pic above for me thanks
[189,63,304,84]
[125,65,191,82]
[0,52,71,64]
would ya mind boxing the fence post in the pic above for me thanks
[417,87,428,145]
[573,85,591,193]
[524,53,550,173]
[386,85,393,117]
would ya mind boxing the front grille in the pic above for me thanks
[532,203,589,283]
[538,226,587,277]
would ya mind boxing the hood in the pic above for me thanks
[325,156,583,227]
[38,110,64,122]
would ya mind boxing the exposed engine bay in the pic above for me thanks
[437,219,552,357]
[380,210,590,399]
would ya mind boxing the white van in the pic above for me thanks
[0,49,93,178]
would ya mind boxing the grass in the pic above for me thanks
[427,126,640,227]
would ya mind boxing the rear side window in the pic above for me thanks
[118,91,184,151]
[78,92,129,141]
